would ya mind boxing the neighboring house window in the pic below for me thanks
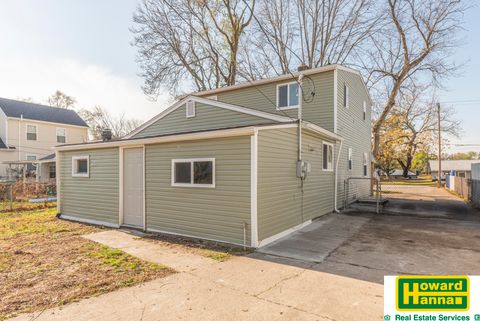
[277,82,299,109]
[26,155,36,172]
[363,152,368,176]
[26,124,37,141]
[348,148,353,171]
[344,84,349,108]
[186,101,196,118]
[172,158,215,187]
[56,128,66,143]
[72,156,89,177]
[49,164,56,179]
[363,101,367,121]
[322,142,333,171]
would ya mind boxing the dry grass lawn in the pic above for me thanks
[0,208,174,320]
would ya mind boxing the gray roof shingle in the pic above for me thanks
[0,97,88,127]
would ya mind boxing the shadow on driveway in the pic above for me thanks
[254,186,480,284]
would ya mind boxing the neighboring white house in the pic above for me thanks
[428,160,480,180]
[0,97,89,180]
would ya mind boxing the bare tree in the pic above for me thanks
[131,0,255,97]
[47,90,76,109]
[78,106,142,140]
[250,0,379,73]
[366,0,467,158]
[387,85,460,177]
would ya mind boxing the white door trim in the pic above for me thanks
[119,145,145,229]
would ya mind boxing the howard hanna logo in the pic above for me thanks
[396,276,470,311]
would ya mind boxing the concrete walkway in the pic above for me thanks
[11,230,383,321]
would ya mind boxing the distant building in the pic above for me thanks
[384,169,418,179]
[428,160,480,180]
[0,97,89,180]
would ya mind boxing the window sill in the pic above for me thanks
[276,105,299,111]
[72,173,89,178]
[171,183,215,188]
[322,168,334,172]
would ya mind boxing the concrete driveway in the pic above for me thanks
[259,186,480,284]
[10,186,478,321]
[11,230,383,321]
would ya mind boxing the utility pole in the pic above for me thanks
[437,103,442,188]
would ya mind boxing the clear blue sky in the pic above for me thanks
[0,0,478,153]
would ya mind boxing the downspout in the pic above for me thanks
[334,139,343,213]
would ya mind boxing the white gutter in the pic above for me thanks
[334,139,343,212]
[56,126,256,151]
[302,122,343,142]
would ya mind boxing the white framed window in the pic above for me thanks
[277,82,299,110]
[322,142,334,171]
[348,148,353,171]
[72,156,89,177]
[344,84,349,108]
[363,101,367,121]
[56,128,66,143]
[171,158,215,188]
[26,124,37,141]
[363,152,368,176]
[186,101,196,118]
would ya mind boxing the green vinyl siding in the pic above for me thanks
[59,148,119,225]
[132,102,276,139]
[145,136,251,246]
[336,69,372,206]
[257,127,335,241]
[202,71,335,131]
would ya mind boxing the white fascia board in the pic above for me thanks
[56,126,256,151]
[333,69,338,134]
[124,96,291,139]
[192,96,292,122]
[179,64,345,99]
[302,122,343,142]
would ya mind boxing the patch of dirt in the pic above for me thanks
[141,233,252,261]
[0,208,174,320]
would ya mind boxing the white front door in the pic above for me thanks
[123,147,144,227]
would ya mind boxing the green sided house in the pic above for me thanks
[55,64,372,248]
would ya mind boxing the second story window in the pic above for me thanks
[363,152,368,176]
[363,101,367,121]
[277,82,299,109]
[57,128,66,143]
[26,124,37,141]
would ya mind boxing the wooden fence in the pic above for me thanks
[450,176,471,200]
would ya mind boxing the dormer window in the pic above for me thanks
[186,101,195,118]
[277,82,299,109]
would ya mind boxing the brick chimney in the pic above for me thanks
[297,63,310,72]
